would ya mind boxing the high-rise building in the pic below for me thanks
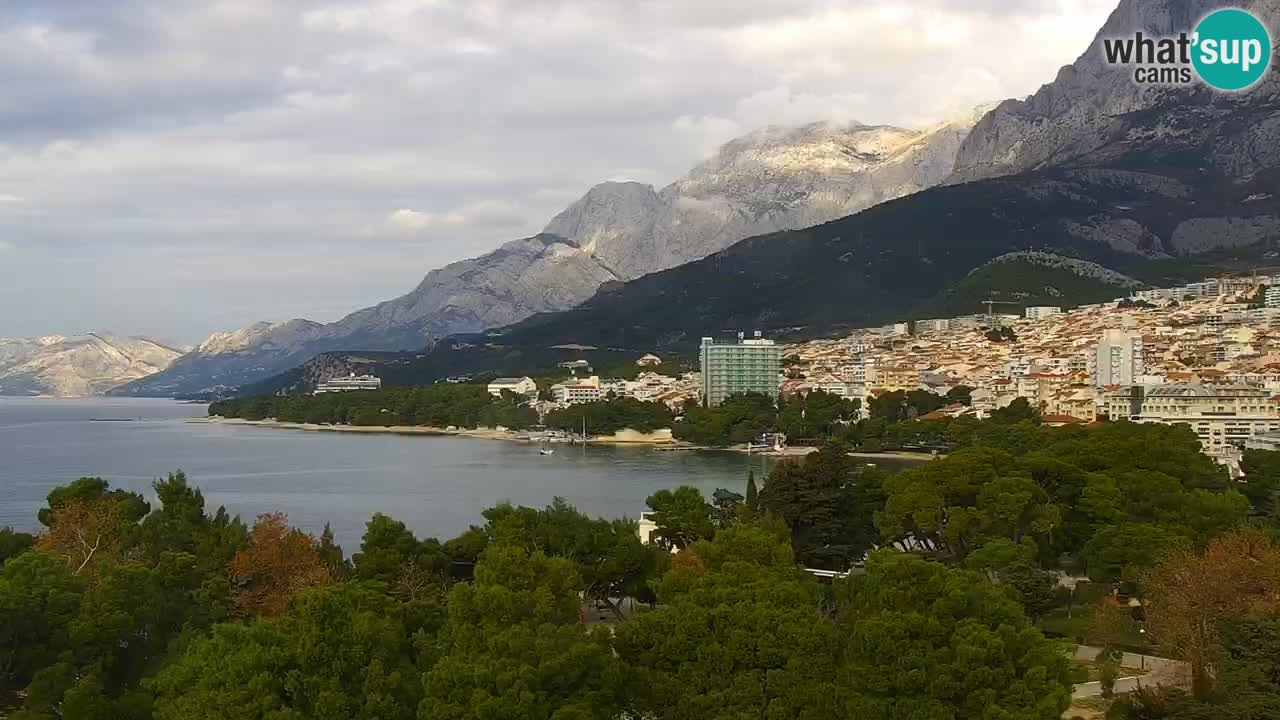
[1093,321,1144,387]
[1265,286,1280,309]
[699,333,782,407]
[1025,306,1062,321]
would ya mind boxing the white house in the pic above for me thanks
[487,376,538,398]
[551,376,603,405]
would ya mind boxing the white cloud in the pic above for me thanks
[387,200,527,234]
[388,208,452,231]
[0,0,1119,341]
[0,194,25,205]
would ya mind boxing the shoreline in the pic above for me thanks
[192,416,679,446]
[192,418,941,461]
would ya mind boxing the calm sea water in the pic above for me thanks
[0,397,782,550]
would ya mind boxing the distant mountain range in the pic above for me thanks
[240,0,1280,393]
[124,0,1280,398]
[0,334,183,397]
[112,110,988,397]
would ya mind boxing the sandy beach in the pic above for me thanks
[192,416,526,442]
[192,417,679,445]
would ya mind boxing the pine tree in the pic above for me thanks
[746,471,759,511]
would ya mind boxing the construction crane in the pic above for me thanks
[981,298,1021,316]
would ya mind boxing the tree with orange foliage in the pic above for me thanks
[35,497,132,576]
[228,513,332,617]
[1144,530,1280,699]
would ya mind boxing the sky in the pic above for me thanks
[0,0,1118,346]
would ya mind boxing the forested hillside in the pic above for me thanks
[5,418,1280,718]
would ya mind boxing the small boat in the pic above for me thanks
[539,447,555,456]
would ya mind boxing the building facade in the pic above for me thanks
[487,376,537,397]
[1093,325,1144,387]
[551,375,602,405]
[1025,306,1063,321]
[1103,384,1280,458]
[699,334,782,407]
[313,373,382,394]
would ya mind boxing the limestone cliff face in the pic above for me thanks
[951,0,1280,182]
[118,112,984,397]
[0,334,182,396]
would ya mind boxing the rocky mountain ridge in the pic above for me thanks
[116,112,987,397]
[0,334,182,397]
[951,0,1280,182]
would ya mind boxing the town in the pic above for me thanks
[451,272,1280,469]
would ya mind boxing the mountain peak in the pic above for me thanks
[120,109,990,397]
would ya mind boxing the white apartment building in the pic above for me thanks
[1266,286,1280,309]
[551,375,602,405]
[1103,384,1280,458]
[314,373,382,394]
[1093,324,1144,386]
[487,376,537,397]
[1025,306,1062,321]
[915,318,951,333]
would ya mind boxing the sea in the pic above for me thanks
[0,397,801,550]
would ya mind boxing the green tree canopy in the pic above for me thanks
[834,550,1073,719]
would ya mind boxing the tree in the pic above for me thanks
[35,496,135,576]
[759,443,868,568]
[834,550,1074,719]
[150,583,424,720]
[37,477,149,528]
[1085,523,1184,584]
[1106,618,1280,719]
[615,520,849,719]
[228,513,333,617]
[946,385,973,406]
[352,513,447,586]
[422,544,628,720]
[1241,448,1280,519]
[0,552,84,697]
[0,527,34,566]
[991,396,1039,424]
[877,447,1060,561]
[644,486,714,550]
[966,538,1057,620]
[710,488,743,529]
[479,499,659,619]
[1144,530,1280,700]
[745,471,759,511]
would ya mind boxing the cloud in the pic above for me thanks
[0,194,24,205]
[387,208,459,232]
[0,0,1119,342]
[387,200,526,234]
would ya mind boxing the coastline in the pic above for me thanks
[192,418,941,461]
[192,416,679,446]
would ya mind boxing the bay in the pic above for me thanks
[0,397,785,550]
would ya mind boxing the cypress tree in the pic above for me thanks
[746,471,759,511]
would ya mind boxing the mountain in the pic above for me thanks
[115,112,987,397]
[297,0,1280,381]
[952,0,1280,182]
[0,334,182,397]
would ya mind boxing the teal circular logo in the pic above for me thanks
[1192,8,1272,91]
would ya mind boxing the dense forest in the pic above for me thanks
[5,418,1280,719]
[207,381,982,449]
[208,384,538,430]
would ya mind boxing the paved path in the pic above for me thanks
[1071,645,1188,699]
